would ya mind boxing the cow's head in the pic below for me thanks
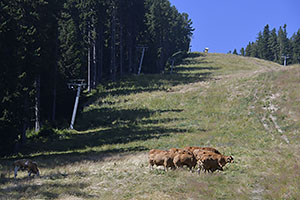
[226,156,234,163]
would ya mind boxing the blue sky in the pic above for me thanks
[170,0,300,53]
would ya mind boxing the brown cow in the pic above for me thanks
[13,159,40,179]
[184,146,221,155]
[149,149,166,155]
[194,150,234,173]
[196,154,223,173]
[169,148,191,154]
[173,151,197,171]
[148,149,175,171]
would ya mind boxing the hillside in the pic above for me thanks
[1,53,300,199]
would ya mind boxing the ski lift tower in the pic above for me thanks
[137,45,148,75]
[169,51,182,74]
[281,55,289,66]
[68,79,86,129]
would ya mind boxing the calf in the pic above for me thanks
[13,159,40,179]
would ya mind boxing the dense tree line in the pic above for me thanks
[0,0,193,155]
[235,24,300,65]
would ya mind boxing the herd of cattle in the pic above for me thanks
[11,146,233,179]
[148,146,234,173]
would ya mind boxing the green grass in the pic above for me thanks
[1,53,300,199]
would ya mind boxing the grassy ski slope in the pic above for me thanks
[1,53,300,199]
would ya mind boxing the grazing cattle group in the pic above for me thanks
[11,146,232,180]
[148,146,234,174]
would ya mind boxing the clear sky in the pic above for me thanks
[169,0,300,53]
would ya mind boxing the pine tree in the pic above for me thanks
[250,42,259,58]
[291,29,300,64]
[144,0,193,73]
[0,0,64,153]
[262,24,272,60]
[256,31,263,58]
[233,49,238,55]
[278,25,290,64]
[245,42,252,56]
[269,28,279,62]
[240,47,245,56]
[59,0,86,80]
[0,0,21,154]
[145,0,170,73]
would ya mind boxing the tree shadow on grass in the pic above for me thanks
[187,52,204,58]
[175,66,220,72]
[180,58,212,65]
[12,106,186,161]
[0,104,190,170]
[86,53,219,104]
[76,107,183,130]
[93,71,214,100]
[36,146,149,168]
[0,180,93,199]
[29,123,185,154]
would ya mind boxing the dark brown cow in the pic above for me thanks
[13,159,40,179]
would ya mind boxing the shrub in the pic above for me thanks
[38,123,58,140]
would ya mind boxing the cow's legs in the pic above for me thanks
[14,166,19,179]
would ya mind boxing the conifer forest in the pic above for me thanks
[0,0,194,155]
[235,24,300,65]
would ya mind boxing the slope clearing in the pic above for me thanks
[1,53,300,199]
